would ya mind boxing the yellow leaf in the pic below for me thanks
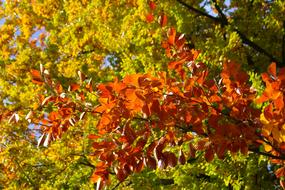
[264,144,272,152]
[281,126,285,142]
[260,113,269,125]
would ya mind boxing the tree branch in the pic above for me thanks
[14,159,36,187]
[158,178,174,185]
[176,0,282,67]
[249,148,285,160]
[233,29,281,65]
[176,0,220,22]
[211,0,228,26]
[282,21,285,66]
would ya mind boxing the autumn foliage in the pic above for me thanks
[27,24,285,189]
[2,0,285,189]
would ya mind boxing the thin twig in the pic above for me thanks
[111,180,123,190]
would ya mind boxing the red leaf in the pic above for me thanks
[142,104,151,116]
[115,167,128,182]
[165,152,177,167]
[146,13,154,23]
[149,1,156,10]
[205,148,214,162]
[276,167,285,178]
[175,34,186,50]
[151,100,161,114]
[123,124,136,143]
[160,14,167,27]
[135,159,145,173]
[189,143,196,158]
[178,150,186,164]
[147,141,157,156]
[215,144,227,159]
[144,156,157,169]
[136,138,147,149]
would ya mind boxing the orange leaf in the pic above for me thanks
[55,83,63,94]
[32,79,44,85]
[31,69,44,85]
[274,95,284,111]
[192,49,200,60]
[168,28,176,45]
[268,62,277,78]
[69,83,80,91]
[97,84,112,98]
[31,69,41,79]
[88,134,101,139]
[91,173,102,184]
[276,167,285,178]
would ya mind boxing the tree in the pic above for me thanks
[0,0,285,189]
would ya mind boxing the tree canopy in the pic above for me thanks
[0,0,285,189]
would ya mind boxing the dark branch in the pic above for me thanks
[14,159,36,187]
[211,0,228,26]
[177,0,220,22]
[176,0,282,67]
[249,148,285,160]
[111,181,124,190]
[234,29,281,65]
[158,178,175,185]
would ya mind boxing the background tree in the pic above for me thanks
[0,0,285,189]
